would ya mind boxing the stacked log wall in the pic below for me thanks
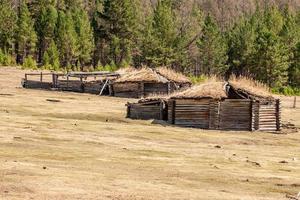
[113,83,140,98]
[169,99,211,128]
[209,101,220,129]
[83,81,104,94]
[23,80,52,89]
[218,99,252,131]
[57,80,83,92]
[257,101,279,131]
[144,83,169,97]
[127,102,163,120]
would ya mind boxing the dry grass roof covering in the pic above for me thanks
[170,81,227,99]
[228,76,274,100]
[156,67,191,84]
[169,76,274,100]
[114,67,169,83]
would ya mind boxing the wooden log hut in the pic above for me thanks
[167,80,281,131]
[126,78,281,131]
[111,67,191,98]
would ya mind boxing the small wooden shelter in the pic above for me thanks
[126,79,281,131]
[168,80,281,131]
[111,67,191,98]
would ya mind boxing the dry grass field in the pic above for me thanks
[0,67,299,200]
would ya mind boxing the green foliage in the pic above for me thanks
[141,0,179,67]
[272,86,300,96]
[22,56,37,69]
[73,8,94,66]
[0,1,299,89]
[197,14,228,75]
[288,42,300,88]
[189,75,209,84]
[16,0,37,64]
[0,50,15,66]
[94,0,139,66]
[43,40,60,70]
[36,4,58,62]
[55,11,78,67]
[95,64,117,72]
[226,6,296,87]
[0,0,17,53]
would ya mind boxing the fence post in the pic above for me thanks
[276,99,281,131]
[293,96,297,109]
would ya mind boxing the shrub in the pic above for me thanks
[272,86,300,96]
[22,56,37,69]
[95,63,118,72]
[0,50,15,66]
[189,75,209,84]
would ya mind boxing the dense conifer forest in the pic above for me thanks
[0,0,299,93]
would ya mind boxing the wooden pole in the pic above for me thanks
[40,72,43,88]
[126,103,130,118]
[293,96,297,109]
[276,99,281,131]
[250,100,254,131]
[172,100,176,124]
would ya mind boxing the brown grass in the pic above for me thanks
[170,81,227,99]
[114,67,169,83]
[229,76,273,99]
[0,67,299,200]
[156,67,191,84]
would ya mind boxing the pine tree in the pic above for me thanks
[16,0,37,64]
[43,40,59,70]
[227,13,259,76]
[197,14,228,75]
[252,28,289,87]
[0,0,17,53]
[73,8,94,68]
[141,0,180,67]
[94,0,138,66]
[288,42,300,87]
[55,11,78,68]
[36,4,58,63]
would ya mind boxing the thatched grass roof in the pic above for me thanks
[114,67,169,83]
[166,76,274,101]
[156,67,191,84]
[114,67,191,84]
[170,81,227,99]
[228,76,274,100]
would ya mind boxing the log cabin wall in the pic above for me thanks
[127,101,165,120]
[256,100,280,131]
[112,82,140,98]
[113,82,170,99]
[83,81,105,94]
[23,80,52,89]
[218,99,252,131]
[209,100,220,129]
[168,99,211,128]
[57,79,83,92]
[144,83,169,97]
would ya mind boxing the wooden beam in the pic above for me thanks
[276,99,281,131]
[172,100,176,124]
[99,79,109,95]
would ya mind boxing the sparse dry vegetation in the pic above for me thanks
[0,67,299,200]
